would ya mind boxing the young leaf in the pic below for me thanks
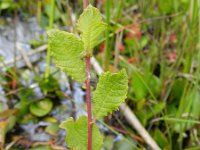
[47,29,85,83]
[93,69,128,120]
[60,116,103,150]
[77,5,107,52]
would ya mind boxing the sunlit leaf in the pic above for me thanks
[48,29,85,83]
[77,5,107,52]
[60,116,103,150]
[93,69,128,120]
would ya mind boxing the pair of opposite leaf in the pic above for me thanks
[48,5,128,150]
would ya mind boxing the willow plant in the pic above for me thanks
[47,5,128,150]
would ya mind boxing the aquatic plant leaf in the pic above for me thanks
[48,29,85,83]
[60,116,103,150]
[93,69,128,119]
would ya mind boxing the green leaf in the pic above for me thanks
[131,71,147,101]
[39,76,59,92]
[0,1,15,10]
[159,0,173,14]
[135,102,165,126]
[6,116,16,132]
[0,102,3,112]
[29,99,53,117]
[171,79,184,101]
[47,29,85,83]
[153,129,170,149]
[189,89,200,118]
[77,5,107,51]
[147,102,166,119]
[174,88,200,132]
[185,89,200,129]
[93,69,128,120]
[60,116,103,150]
[131,71,161,101]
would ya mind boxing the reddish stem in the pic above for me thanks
[83,0,89,8]
[111,126,145,143]
[83,1,91,150]
[85,55,92,150]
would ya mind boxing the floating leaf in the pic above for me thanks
[48,29,85,83]
[93,69,128,120]
[30,99,53,117]
[60,116,103,150]
[77,5,107,51]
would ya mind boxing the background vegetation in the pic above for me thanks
[0,0,199,150]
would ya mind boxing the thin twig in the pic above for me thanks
[111,126,144,143]
[114,31,123,71]
[5,136,23,150]
[0,45,47,67]
[139,12,181,24]
[120,103,161,150]
[66,0,74,32]
[16,43,33,69]
[32,141,69,150]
